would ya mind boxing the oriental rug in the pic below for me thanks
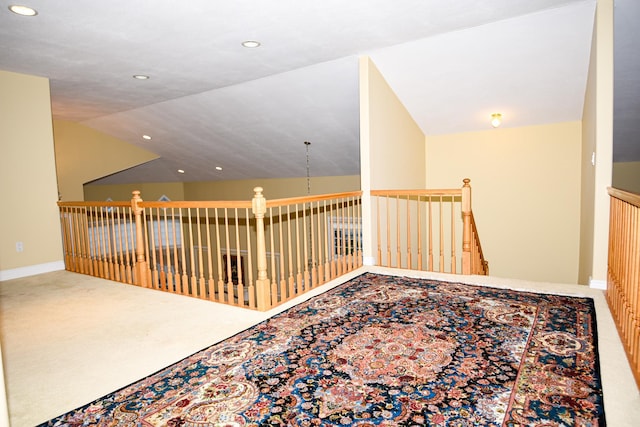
[41,273,605,426]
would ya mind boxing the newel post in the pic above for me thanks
[461,179,472,275]
[131,191,148,288]
[252,187,271,311]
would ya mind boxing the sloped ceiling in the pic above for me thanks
[2,0,628,185]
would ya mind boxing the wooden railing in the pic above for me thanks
[59,189,363,311]
[371,179,488,275]
[607,187,640,388]
[59,181,487,310]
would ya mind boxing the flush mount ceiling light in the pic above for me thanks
[241,40,261,48]
[490,113,502,128]
[142,134,152,140]
[9,5,37,16]
[133,74,149,80]
[177,169,185,174]
[215,166,223,171]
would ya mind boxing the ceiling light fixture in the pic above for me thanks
[490,113,502,128]
[142,134,152,140]
[241,40,261,48]
[177,169,185,174]
[9,5,37,16]
[215,166,223,171]
[133,74,149,80]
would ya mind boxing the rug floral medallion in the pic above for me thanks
[41,273,605,426]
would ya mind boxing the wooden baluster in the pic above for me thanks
[278,206,287,301]
[115,207,126,281]
[386,196,391,268]
[340,198,346,274]
[171,208,180,293]
[252,187,270,311]
[302,202,310,290]
[131,191,147,288]
[197,208,206,299]
[160,208,170,290]
[396,195,401,269]
[417,196,422,271]
[287,205,295,298]
[215,208,224,302]
[148,210,159,289]
[245,207,255,309]
[461,178,472,275]
[406,195,412,270]
[376,196,382,266]
[439,196,444,272]
[108,207,119,282]
[106,206,116,279]
[224,208,232,303]
[79,207,90,274]
[295,203,302,294]
[234,207,245,306]
[205,208,215,301]
[320,200,328,280]
[428,197,433,271]
[186,208,197,296]
[451,196,456,274]
[123,207,134,284]
[98,205,108,278]
[309,202,317,286]
[268,207,279,306]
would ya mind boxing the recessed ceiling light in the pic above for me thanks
[241,40,261,48]
[215,166,223,171]
[142,134,152,140]
[9,5,37,16]
[133,74,149,80]
[177,169,185,174]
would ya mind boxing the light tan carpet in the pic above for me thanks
[0,267,638,426]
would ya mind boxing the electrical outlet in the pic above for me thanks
[16,241,23,252]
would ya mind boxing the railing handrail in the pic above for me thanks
[266,191,363,207]
[58,201,131,207]
[59,191,364,210]
[608,187,640,208]
[371,189,462,197]
[140,200,252,209]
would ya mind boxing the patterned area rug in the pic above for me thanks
[41,273,605,426]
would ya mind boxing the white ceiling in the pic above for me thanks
[2,0,633,185]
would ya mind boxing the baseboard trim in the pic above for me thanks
[589,278,607,290]
[0,261,65,282]
[362,256,376,266]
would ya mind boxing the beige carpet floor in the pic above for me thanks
[0,266,638,426]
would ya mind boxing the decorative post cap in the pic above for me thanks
[252,187,266,215]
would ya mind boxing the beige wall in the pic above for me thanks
[612,162,640,194]
[84,175,359,202]
[54,120,158,201]
[185,175,360,201]
[427,122,582,284]
[362,58,425,190]
[84,182,186,202]
[579,0,613,286]
[0,70,63,275]
[579,16,598,286]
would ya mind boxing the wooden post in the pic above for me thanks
[131,191,148,288]
[252,187,271,311]
[461,179,472,275]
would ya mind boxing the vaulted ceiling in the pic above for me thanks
[2,0,634,185]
